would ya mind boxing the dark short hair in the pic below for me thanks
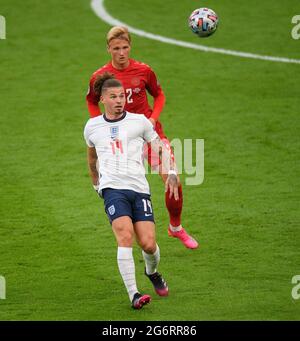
[93,72,123,95]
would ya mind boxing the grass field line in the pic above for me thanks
[91,0,300,65]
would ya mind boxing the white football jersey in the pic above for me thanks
[84,111,158,195]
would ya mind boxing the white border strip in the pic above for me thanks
[91,0,300,65]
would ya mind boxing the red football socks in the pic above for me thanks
[165,184,183,227]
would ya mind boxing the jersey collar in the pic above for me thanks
[110,59,133,72]
[103,111,127,123]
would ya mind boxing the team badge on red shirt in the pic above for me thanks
[131,77,140,86]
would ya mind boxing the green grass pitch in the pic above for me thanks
[0,0,299,320]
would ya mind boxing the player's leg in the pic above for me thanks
[159,136,199,249]
[103,189,150,309]
[111,216,150,308]
[134,220,169,297]
[144,122,198,249]
[133,220,157,273]
[132,193,168,296]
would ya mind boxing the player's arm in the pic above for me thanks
[150,136,179,200]
[86,75,102,118]
[146,68,165,124]
[87,146,99,190]
[150,90,165,124]
[143,116,179,199]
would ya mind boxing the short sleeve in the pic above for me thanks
[142,116,158,143]
[83,122,95,147]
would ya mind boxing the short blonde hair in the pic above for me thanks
[106,26,131,45]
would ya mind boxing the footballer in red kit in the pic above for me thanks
[86,26,198,250]
[87,59,166,139]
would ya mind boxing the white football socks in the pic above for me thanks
[117,247,138,302]
[142,244,160,275]
[169,224,182,232]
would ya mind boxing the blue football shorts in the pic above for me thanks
[102,188,155,224]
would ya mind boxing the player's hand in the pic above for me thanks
[165,174,179,201]
[149,118,156,127]
[93,184,99,193]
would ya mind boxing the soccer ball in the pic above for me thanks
[188,8,219,38]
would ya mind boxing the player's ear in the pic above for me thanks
[100,95,105,104]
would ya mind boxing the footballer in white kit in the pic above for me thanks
[84,111,158,224]
[84,111,157,195]
[84,72,178,310]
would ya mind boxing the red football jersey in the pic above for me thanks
[86,59,163,119]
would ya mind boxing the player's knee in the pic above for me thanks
[118,232,134,246]
[118,227,133,242]
[113,223,134,246]
[141,239,156,254]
